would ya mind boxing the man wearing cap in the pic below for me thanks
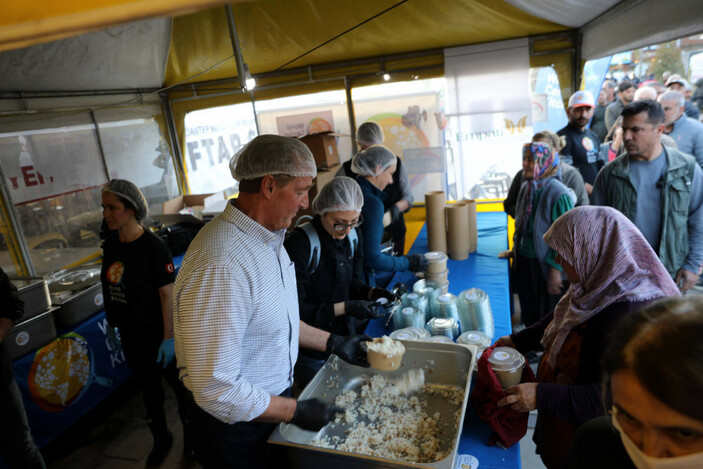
[592,100,703,293]
[173,135,369,468]
[605,81,636,131]
[659,90,703,169]
[557,90,603,195]
[666,75,700,120]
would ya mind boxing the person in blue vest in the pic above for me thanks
[284,176,394,389]
[502,139,574,327]
[350,146,428,287]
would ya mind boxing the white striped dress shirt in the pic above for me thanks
[173,201,299,423]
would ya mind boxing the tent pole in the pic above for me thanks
[225,3,247,92]
[90,110,111,182]
[249,91,260,135]
[345,77,357,155]
[161,92,189,195]
[0,165,34,276]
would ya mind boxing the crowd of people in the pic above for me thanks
[4,71,703,469]
[499,72,703,468]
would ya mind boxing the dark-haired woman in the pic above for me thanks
[568,296,703,468]
[100,179,188,465]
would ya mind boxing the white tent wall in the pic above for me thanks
[0,18,171,92]
[580,0,703,60]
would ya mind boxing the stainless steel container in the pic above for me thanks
[8,276,51,321]
[51,283,104,327]
[269,341,474,468]
[6,306,58,361]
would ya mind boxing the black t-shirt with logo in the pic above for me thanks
[101,229,175,337]
[558,123,602,185]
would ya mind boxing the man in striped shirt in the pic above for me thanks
[173,135,370,468]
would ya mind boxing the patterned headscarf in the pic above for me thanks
[541,206,680,367]
[517,141,560,235]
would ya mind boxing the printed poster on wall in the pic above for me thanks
[276,110,335,137]
[0,127,108,205]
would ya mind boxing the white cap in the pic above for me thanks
[568,90,595,108]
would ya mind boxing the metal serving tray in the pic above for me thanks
[269,340,475,469]
[6,306,59,361]
[8,276,51,321]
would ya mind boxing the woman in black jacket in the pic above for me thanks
[284,176,394,389]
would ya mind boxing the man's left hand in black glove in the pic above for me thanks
[326,334,371,367]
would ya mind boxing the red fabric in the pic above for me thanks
[470,344,536,448]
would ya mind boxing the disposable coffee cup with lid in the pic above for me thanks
[488,347,525,389]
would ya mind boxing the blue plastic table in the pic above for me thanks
[365,211,519,469]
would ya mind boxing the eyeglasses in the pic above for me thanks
[333,215,363,231]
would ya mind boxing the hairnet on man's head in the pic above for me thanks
[350,145,396,177]
[356,122,384,147]
[229,134,317,181]
[102,179,148,220]
[312,176,363,215]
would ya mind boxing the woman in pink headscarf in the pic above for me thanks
[495,206,679,469]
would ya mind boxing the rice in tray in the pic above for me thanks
[311,374,464,464]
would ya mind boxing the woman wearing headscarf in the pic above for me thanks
[100,179,189,465]
[495,206,680,469]
[500,138,575,327]
[284,177,391,388]
[351,145,427,287]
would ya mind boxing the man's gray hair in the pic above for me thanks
[229,134,317,181]
[634,86,657,102]
[658,90,686,108]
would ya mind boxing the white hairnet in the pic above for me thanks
[356,122,384,147]
[350,145,396,177]
[312,176,363,215]
[102,179,148,220]
[229,134,317,181]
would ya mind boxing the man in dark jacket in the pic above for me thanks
[558,91,603,196]
[0,268,46,468]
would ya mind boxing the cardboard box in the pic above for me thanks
[162,194,214,217]
[299,132,339,169]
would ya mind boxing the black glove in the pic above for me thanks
[369,287,396,302]
[389,205,401,224]
[407,253,429,273]
[326,333,371,367]
[290,398,344,431]
[345,300,384,320]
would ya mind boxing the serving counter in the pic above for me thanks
[8,254,185,450]
[365,211,519,469]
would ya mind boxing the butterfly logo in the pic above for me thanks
[504,116,528,134]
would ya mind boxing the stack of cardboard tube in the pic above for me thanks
[424,191,478,261]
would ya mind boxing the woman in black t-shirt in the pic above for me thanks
[100,179,188,465]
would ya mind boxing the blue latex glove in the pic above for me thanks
[156,338,175,369]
